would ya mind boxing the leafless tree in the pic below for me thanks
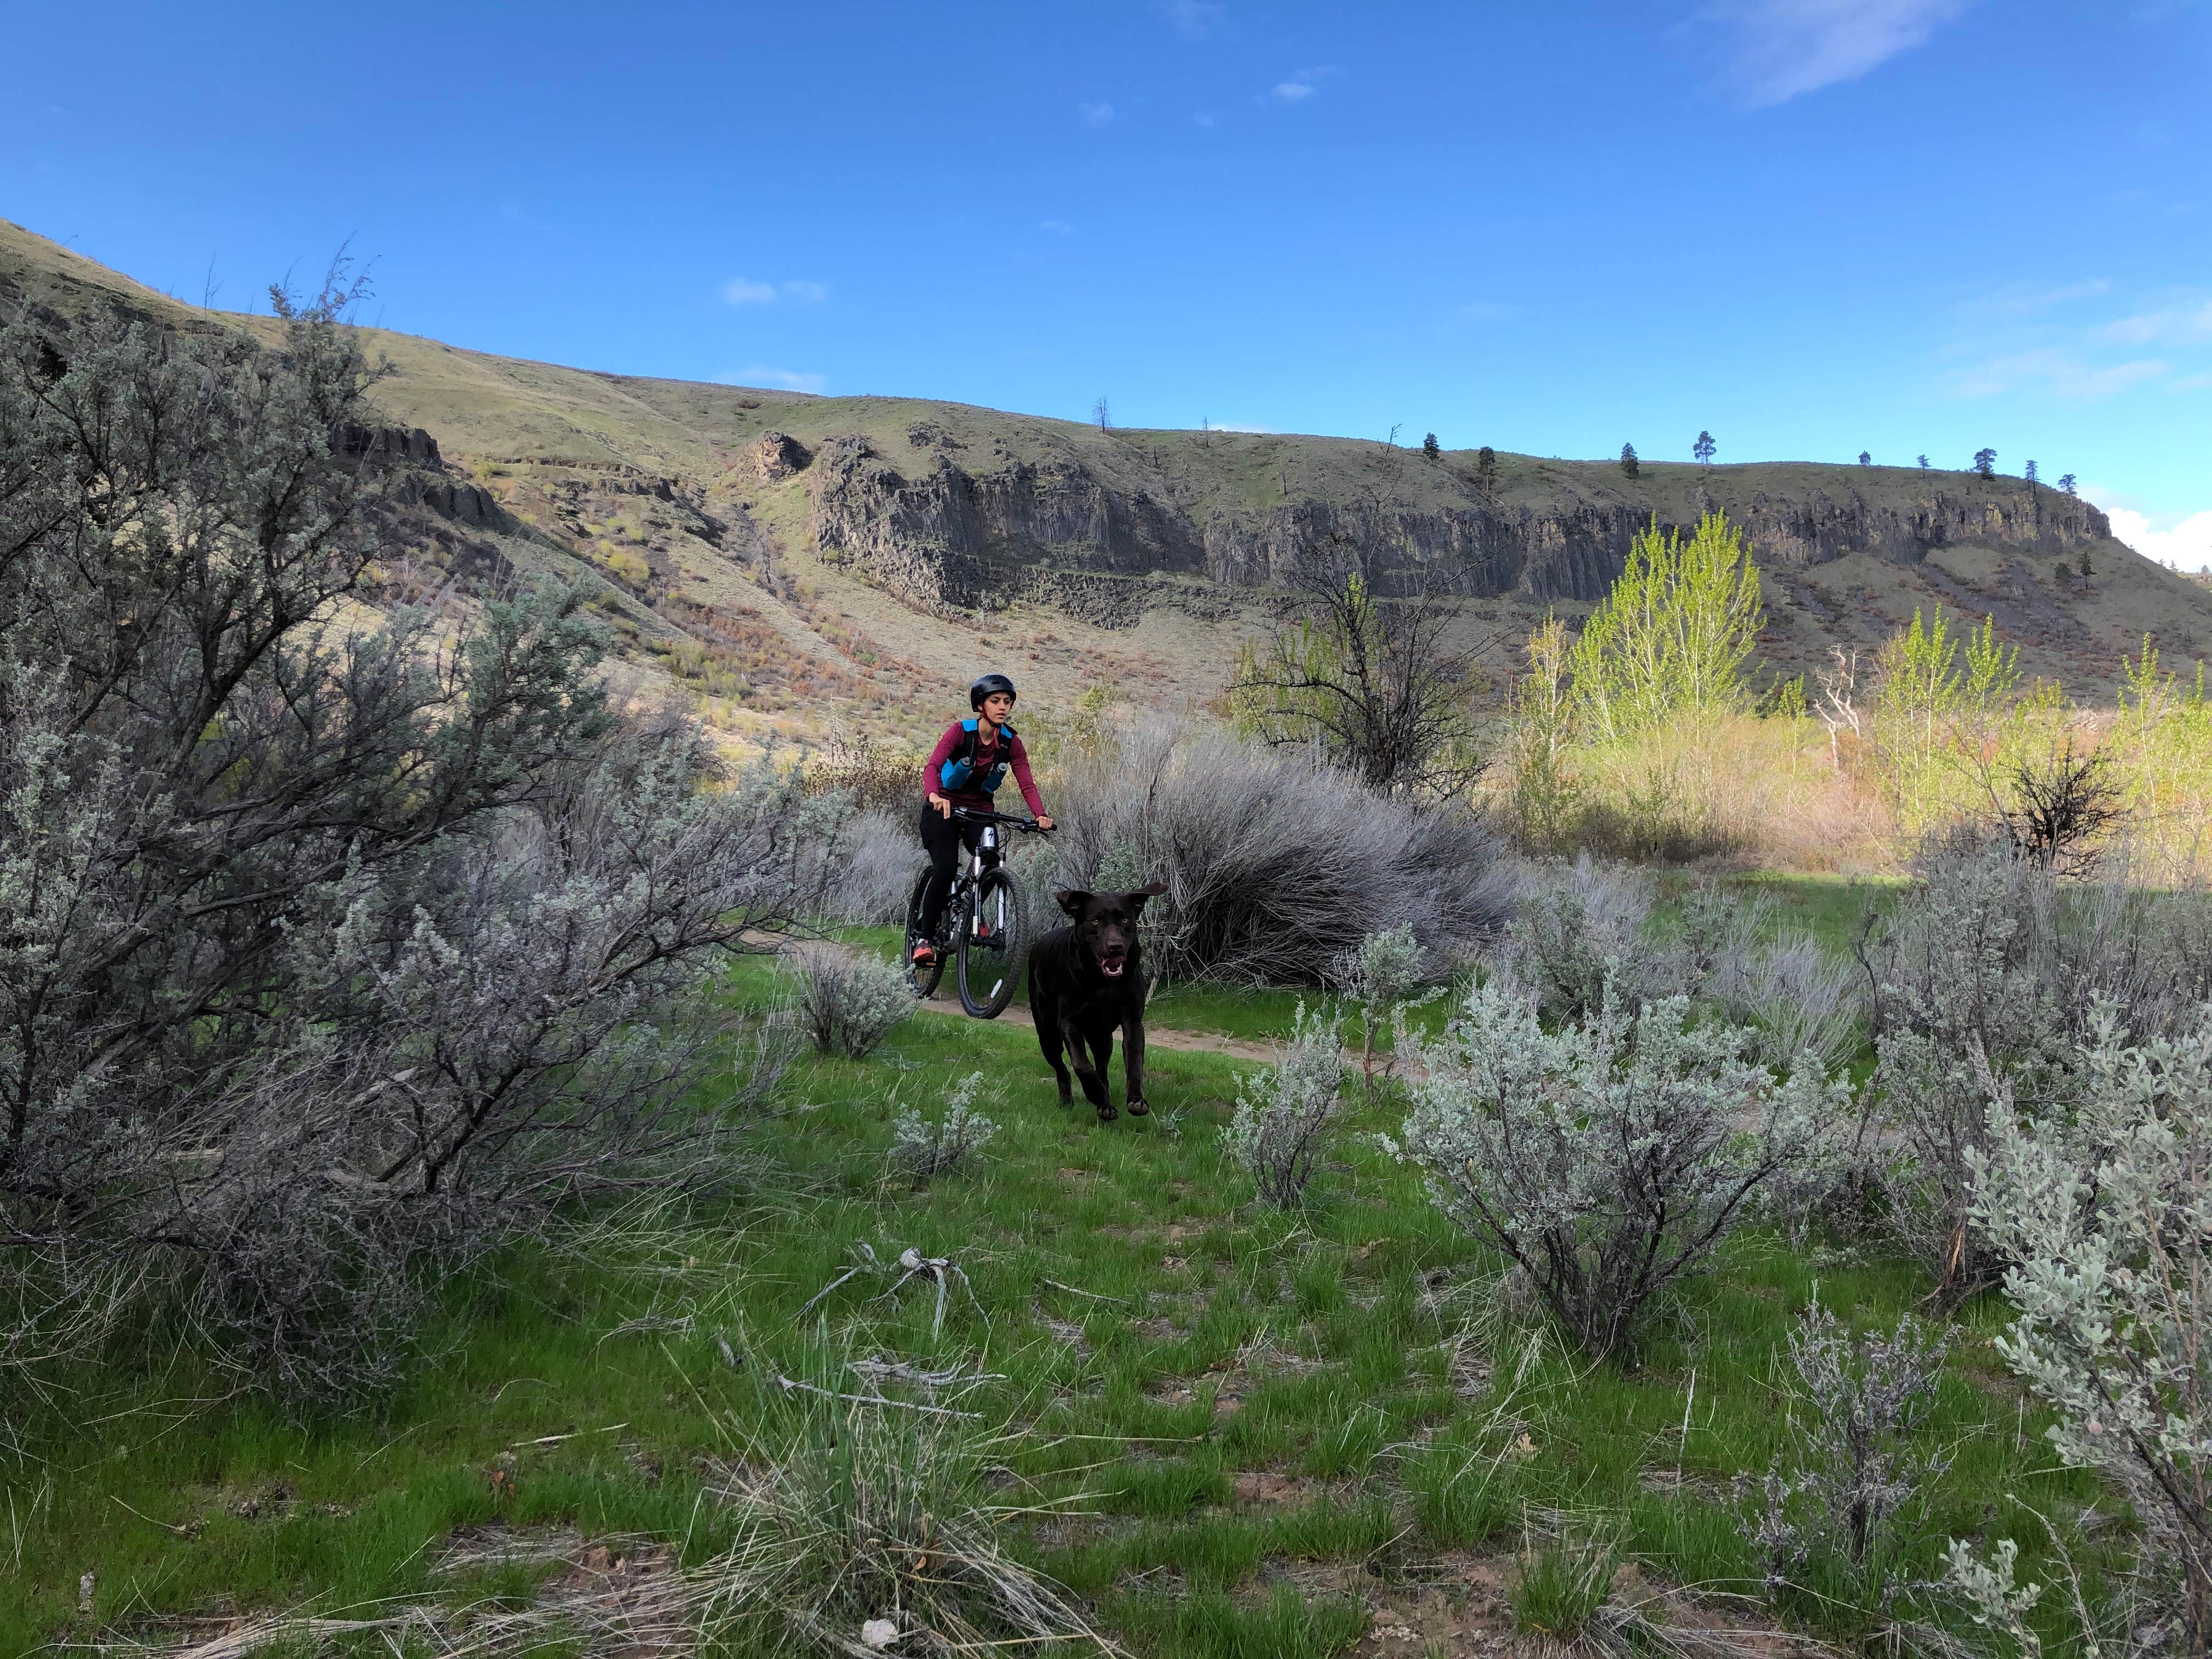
[1815,647,1864,771]
[1231,532,1491,797]
[1988,737,2124,876]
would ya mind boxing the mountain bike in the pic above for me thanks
[904,808,1048,1018]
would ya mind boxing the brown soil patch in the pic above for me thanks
[1230,1470,1327,1507]
[1273,1551,1827,1659]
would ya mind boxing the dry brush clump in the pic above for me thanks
[818,807,917,926]
[1053,720,1511,985]
[0,291,833,1414]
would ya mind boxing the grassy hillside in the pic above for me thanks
[8,216,2207,752]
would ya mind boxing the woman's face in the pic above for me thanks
[981,691,1014,725]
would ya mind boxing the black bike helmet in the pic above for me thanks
[969,672,1017,710]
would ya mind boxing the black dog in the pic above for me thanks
[1028,883,1167,1122]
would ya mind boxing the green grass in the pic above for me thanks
[0,952,2115,1656]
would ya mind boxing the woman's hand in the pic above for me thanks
[1035,814,1054,831]
[928,792,952,818]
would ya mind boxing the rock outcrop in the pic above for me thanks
[750,431,810,484]
[805,440,2113,623]
[338,424,442,466]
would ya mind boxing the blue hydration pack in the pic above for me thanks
[939,719,1014,794]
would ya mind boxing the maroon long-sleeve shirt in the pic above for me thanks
[922,720,1046,816]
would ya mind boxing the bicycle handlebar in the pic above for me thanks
[949,807,1052,832]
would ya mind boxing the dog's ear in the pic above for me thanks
[1055,888,1093,919]
[1127,879,1169,911]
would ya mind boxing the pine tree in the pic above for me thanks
[2024,459,2039,484]
[1620,443,1640,478]
[1917,454,1931,469]
[1476,446,1498,499]
[2058,473,2077,496]
[1422,432,1441,460]
[1694,431,1717,465]
[1973,448,1997,478]
[1858,450,1872,467]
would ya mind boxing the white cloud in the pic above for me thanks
[2095,296,2212,347]
[1039,218,1075,235]
[714,366,828,395]
[1703,0,1971,106]
[1080,101,1115,127]
[1268,64,1339,103]
[2089,493,2212,571]
[1157,0,1225,40]
[1952,348,2169,399]
[1978,278,2112,318]
[720,278,827,307]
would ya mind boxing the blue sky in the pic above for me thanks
[7,1,2209,562]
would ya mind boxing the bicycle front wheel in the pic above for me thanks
[956,867,1028,1019]
[904,863,946,999]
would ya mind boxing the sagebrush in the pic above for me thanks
[783,945,914,1059]
[1226,1003,1346,1206]
[1395,980,1839,1359]
[0,291,830,1411]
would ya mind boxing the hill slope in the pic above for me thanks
[8,218,2205,744]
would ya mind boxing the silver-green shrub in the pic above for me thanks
[891,1072,999,1177]
[1393,980,1839,1358]
[1227,1003,1346,1206]
[784,945,915,1058]
[1964,1003,2212,1651]
[0,295,833,1409]
[1866,836,2212,1298]
[1335,924,1436,1094]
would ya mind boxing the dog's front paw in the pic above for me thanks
[1096,1103,1119,1123]
[1126,1098,1150,1116]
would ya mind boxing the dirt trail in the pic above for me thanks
[910,991,1282,1063]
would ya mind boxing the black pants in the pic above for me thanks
[917,805,987,937]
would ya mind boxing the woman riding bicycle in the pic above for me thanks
[912,673,1053,970]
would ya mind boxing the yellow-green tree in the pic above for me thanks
[1567,512,1764,741]
[1869,606,2019,831]
[1506,613,1579,848]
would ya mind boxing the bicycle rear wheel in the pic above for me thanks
[956,867,1028,1019]
[904,864,946,998]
